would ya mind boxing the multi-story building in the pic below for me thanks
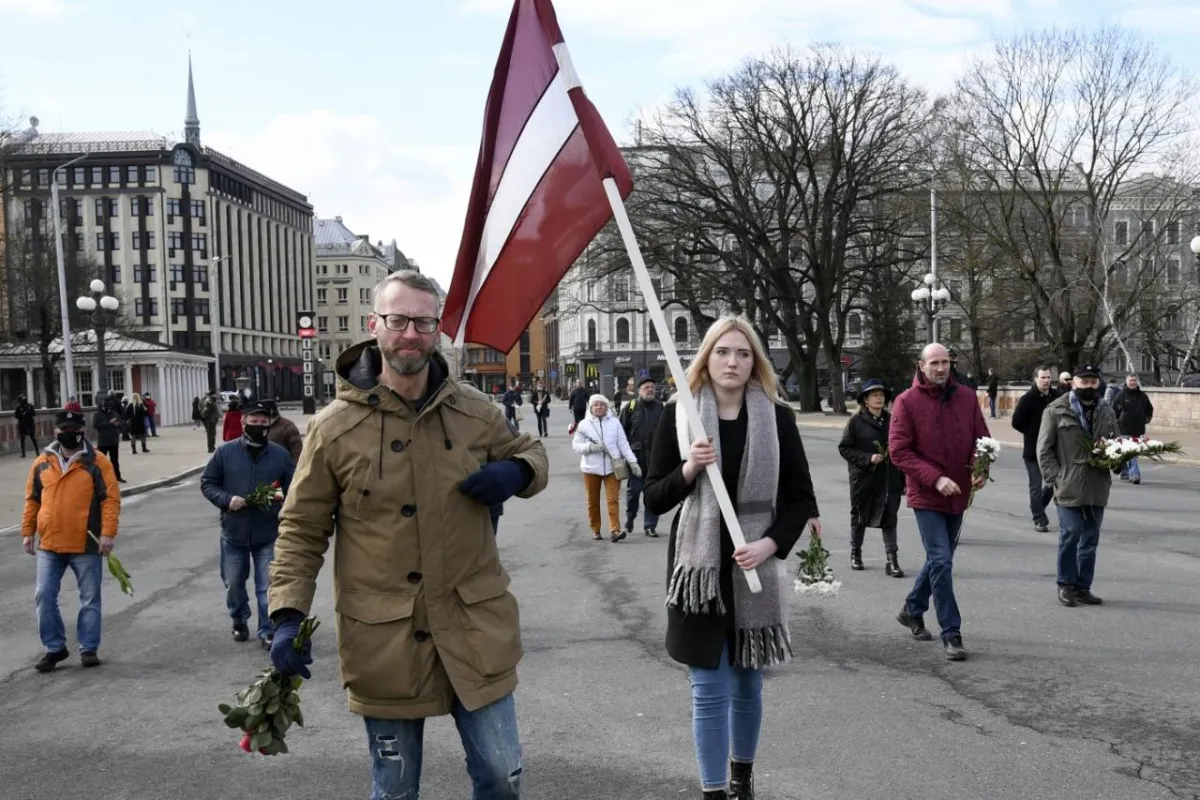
[504,315,548,389]
[1,59,314,401]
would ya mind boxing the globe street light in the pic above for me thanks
[76,279,119,396]
[1190,235,1200,257]
[910,272,952,344]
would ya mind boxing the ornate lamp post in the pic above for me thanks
[910,272,952,344]
[75,279,119,395]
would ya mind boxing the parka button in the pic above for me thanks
[401,504,417,517]
[406,571,422,584]
[391,439,405,452]
[414,630,430,642]
[368,394,380,406]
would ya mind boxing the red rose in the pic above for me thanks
[239,733,253,753]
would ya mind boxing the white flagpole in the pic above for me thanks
[601,177,762,594]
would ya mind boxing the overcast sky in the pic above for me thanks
[2,0,1198,287]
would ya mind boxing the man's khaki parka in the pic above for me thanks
[268,343,549,719]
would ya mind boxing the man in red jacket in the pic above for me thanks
[888,343,991,661]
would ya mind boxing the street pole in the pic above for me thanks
[50,154,87,403]
[76,280,118,399]
[211,255,231,392]
[95,314,107,393]
[930,187,939,343]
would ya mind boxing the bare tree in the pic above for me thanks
[942,27,1200,371]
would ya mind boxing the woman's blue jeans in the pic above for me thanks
[688,643,764,791]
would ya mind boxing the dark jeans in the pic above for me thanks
[364,694,522,799]
[988,395,997,417]
[98,445,123,481]
[204,422,217,452]
[146,415,157,436]
[624,472,659,531]
[505,408,519,432]
[220,539,275,638]
[1024,458,1053,525]
[905,510,962,641]
[850,507,897,554]
[1056,506,1104,590]
[19,432,37,456]
[536,412,548,436]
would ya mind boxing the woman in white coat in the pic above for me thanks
[573,394,640,542]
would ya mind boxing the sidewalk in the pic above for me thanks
[793,410,1200,467]
[0,414,315,530]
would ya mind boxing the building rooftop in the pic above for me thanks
[0,329,213,359]
[12,130,173,155]
[315,216,360,249]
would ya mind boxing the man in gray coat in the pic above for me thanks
[1036,363,1120,608]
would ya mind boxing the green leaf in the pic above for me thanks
[217,703,232,715]
[106,553,134,596]
[225,707,250,728]
[250,731,272,751]
[294,708,304,728]
[246,686,263,704]
[290,675,304,690]
[266,699,280,715]
[245,712,265,731]
[265,681,280,698]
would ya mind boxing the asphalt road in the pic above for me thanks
[0,423,1196,800]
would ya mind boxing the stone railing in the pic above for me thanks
[977,386,1200,430]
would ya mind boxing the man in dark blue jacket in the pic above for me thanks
[200,400,294,648]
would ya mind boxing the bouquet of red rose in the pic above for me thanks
[245,480,284,510]
[219,616,319,756]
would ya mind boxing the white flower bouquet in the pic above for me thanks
[794,531,841,598]
[1089,436,1181,471]
[967,437,1000,508]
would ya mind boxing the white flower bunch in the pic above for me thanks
[974,437,1001,460]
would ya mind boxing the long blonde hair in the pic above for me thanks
[684,315,785,403]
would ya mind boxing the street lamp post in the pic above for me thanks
[50,154,88,403]
[1190,235,1200,260]
[75,279,119,396]
[910,272,952,344]
[210,255,231,392]
[266,358,274,400]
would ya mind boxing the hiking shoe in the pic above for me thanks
[1034,520,1049,532]
[645,527,659,538]
[897,609,933,641]
[943,635,967,661]
[34,649,69,673]
[232,621,250,642]
[1075,589,1103,605]
[1058,586,1078,607]
[610,530,626,543]
[80,651,101,668]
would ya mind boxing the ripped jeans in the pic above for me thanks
[364,693,522,799]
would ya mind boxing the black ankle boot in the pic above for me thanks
[885,553,904,578]
[730,761,754,799]
[702,791,728,800]
[850,548,864,570]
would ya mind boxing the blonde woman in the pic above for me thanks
[125,393,150,454]
[572,394,640,542]
[644,316,821,800]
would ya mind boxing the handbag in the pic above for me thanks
[515,409,524,422]
[578,425,630,480]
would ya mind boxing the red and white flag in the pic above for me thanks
[441,0,634,352]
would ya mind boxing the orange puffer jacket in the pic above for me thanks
[22,442,120,554]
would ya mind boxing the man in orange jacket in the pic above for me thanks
[21,410,121,672]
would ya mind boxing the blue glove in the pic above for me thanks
[459,459,528,507]
[270,611,313,680]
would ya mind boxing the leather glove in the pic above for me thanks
[459,459,529,507]
[270,611,313,679]
[629,462,642,478]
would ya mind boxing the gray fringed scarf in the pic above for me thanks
[666,382,791,669]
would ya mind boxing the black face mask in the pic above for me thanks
[244,425,268,445]
[56,432,82,449]
[1074,387,1097,404]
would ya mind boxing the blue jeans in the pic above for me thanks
[364,694,522,799]
[1121,457,1141,480]
[220,539,274,638]
[989,396,997,417]
[624,473,659,531]
[688,644,764,792]
[1056,506,1104,590]
[905,510,963,641]
[35,550,103,653]
[1024,459,1053,526]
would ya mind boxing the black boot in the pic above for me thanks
[702,792,728,800]
[885,553,904,578]
[730,760,754,799]
[849,548,864,571]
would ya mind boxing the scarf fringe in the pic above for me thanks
[666,565,726,615]
[735,624,793,669]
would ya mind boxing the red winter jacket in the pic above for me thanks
[888,371,991,515]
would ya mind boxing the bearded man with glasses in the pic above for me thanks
[267,270,548,799]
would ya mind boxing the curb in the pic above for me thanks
[794,418,1200,468]
[122,464,207,497]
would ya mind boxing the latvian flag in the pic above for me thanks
[441,0,634,352]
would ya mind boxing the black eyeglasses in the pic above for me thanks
[374,313,440,334]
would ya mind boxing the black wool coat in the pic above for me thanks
[837,409,903,530]
[643,400,819,669]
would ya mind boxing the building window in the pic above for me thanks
[336,288,348,304]
[615,317,630,344]
[316,288,327,304]
[191,233,207,257]
[134,265,158,283]
[337,316,349,332]
[649,321,659,343]
[127,165,139,183]
[172,332,189,349]
[585,281,596,302]
[360,288,371,303]
[91,166,103,185]
[170,264,186,283]
[37,168,49,186]
[131,196,153,216]
[194,265,208,288]
[1141,219,1155,240]
[612,277,630,303]
[360,315,368,332]
[135,298,160,316]
[167,198,181,217]
[72,166,85,185]
[1114,221,1128,245]
[195,300,210,318]
[145,166,158,185]
[190,200,206,223]
[96,232,120,251]
[173,149,196,185]
[317,316,328,333]
[587,319,597,350]
[1167,258,1180,284]
[1167,220,1180,245]
[169,232,184,252]
[949,317,963,341]
[674,317,689,343]
[22,198,39,220]
[171,298,188,316]
[18,170,32,189]
[848,313,862,337]
[108,166,121,185]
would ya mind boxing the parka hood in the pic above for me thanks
[335,339,454,414]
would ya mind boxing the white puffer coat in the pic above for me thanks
[572,399,638,477]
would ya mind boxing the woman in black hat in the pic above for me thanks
[838,379,905,576]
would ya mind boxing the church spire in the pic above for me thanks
[184,52,201,146]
